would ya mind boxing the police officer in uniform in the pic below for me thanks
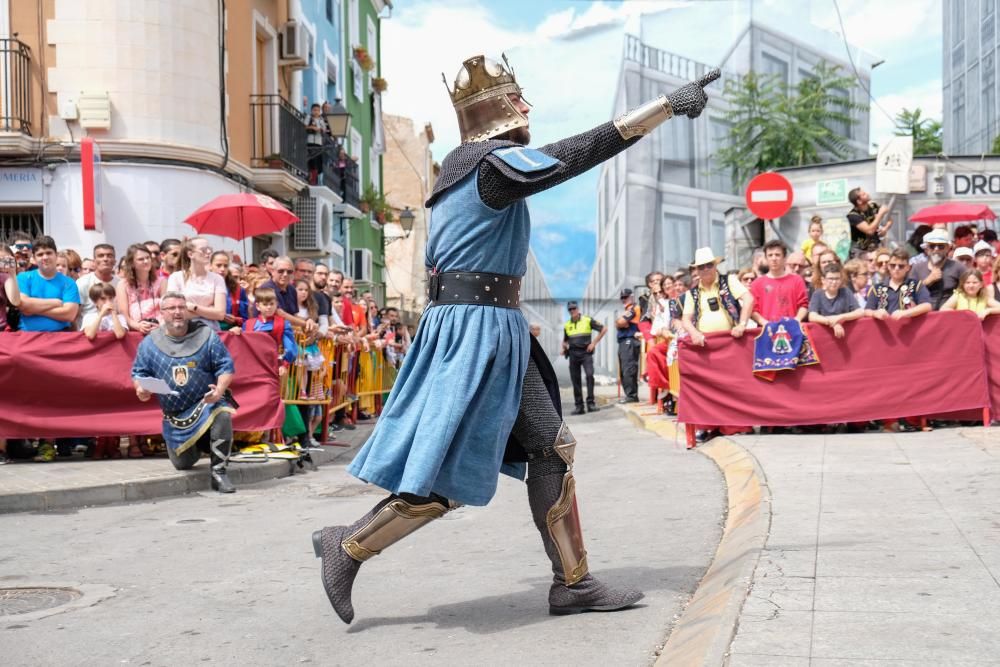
[616,288,642,403]
[561,301,605,415]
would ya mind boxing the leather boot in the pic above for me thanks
[313,495,451,624]
[209,439,236,494]
[527,473,643,615]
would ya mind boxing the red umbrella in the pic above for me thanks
[909,203,997,224]
[184,193,299,240]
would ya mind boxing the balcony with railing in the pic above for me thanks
[623,34,741,91]
[250,94,308,181]
[307,136,362,213]
[0,38,33,135]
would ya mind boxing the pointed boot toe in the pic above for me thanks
[548,575,644,615]
[314,527,361,624]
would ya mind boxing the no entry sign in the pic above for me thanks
[745,172,794,220]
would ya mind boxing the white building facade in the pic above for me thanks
[943,0,1000,155]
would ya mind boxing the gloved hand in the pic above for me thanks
[667,69,720,119]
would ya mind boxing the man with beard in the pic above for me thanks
[158,239,181,280]
[131,291,237,493]
[846,188,894,257]
[911,229,963,309]
[261,256,316,332]
[311,53,717,623]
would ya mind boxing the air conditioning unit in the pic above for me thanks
[291,195,320,251]
[350,248,373,283]
[279,20,308,69]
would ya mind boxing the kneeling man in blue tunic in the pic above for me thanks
[312,54,719,623]
[132,291,238,494]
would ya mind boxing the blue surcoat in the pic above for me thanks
[347,169,532,506]
[132,325,236,455]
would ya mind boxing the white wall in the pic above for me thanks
[46,0,222,151]
[45,163,246,257]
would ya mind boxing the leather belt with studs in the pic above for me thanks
[427,270,522,309]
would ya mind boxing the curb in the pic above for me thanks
[619,404,770,667]
[0,443,361,515]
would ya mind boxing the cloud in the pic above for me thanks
[808,0,941,64]
[380,3,529,154]
[535,230,567,246]
[870,79,943,150]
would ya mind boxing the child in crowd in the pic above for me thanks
[83,282,128,458]
[940,269,1000,319]
[82,283,128,340]
[801,216,825,262]
[807,266,864,338]
[239,287,298,370]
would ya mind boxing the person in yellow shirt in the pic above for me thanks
[801,215,826,262]
[681,247,754,346]
[940,269,1000,319]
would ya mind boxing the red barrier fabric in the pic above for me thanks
[984,315,1000,420]
[677,312,992,428]
[0,331,283,438]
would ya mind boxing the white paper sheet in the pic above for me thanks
[137,376,179,396]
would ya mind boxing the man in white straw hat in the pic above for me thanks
[911,228,963,309]
[680,247,754,346]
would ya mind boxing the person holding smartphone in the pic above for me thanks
[681,246,754,347]
[0,247,22,332]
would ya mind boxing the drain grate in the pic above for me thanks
[0,588,82,616]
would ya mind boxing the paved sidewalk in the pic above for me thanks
[0,425,373,514]
[727,426,1000,665]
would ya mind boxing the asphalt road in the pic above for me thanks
[0,410,723,666]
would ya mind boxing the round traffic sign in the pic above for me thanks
[745,172,794,220]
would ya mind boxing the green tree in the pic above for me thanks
[992,134,1000,154]
[715,61,864,188]
[893,107,942,155]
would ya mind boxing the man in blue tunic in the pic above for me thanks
[132,291,238,493]
[312,54,717,623]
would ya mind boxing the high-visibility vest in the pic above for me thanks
[564,315,594,338]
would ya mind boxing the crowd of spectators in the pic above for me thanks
[634,216,1000,440]
[0,232,410,463]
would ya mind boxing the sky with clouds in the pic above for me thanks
[380,0,943,302]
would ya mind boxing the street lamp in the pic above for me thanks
[324,98,352,139]
[384,206,416,245]
[398,206,415,236]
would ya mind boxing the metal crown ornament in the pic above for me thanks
[444,54,529,144]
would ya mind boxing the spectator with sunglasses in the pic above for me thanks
[865,249,932,320]
[9,231,35,272]
[843,259,871,308]
[870,247,891,286]
[911,229,963,310]
[681,246,753,347]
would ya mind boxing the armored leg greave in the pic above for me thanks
[313,493,455,624]
[208,413,235,494]
[515,360,643,615]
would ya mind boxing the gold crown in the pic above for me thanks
[446,55,522,110]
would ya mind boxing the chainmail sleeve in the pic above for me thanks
[477,121,640,210]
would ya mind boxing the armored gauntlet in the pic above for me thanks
[613,69,720,139]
